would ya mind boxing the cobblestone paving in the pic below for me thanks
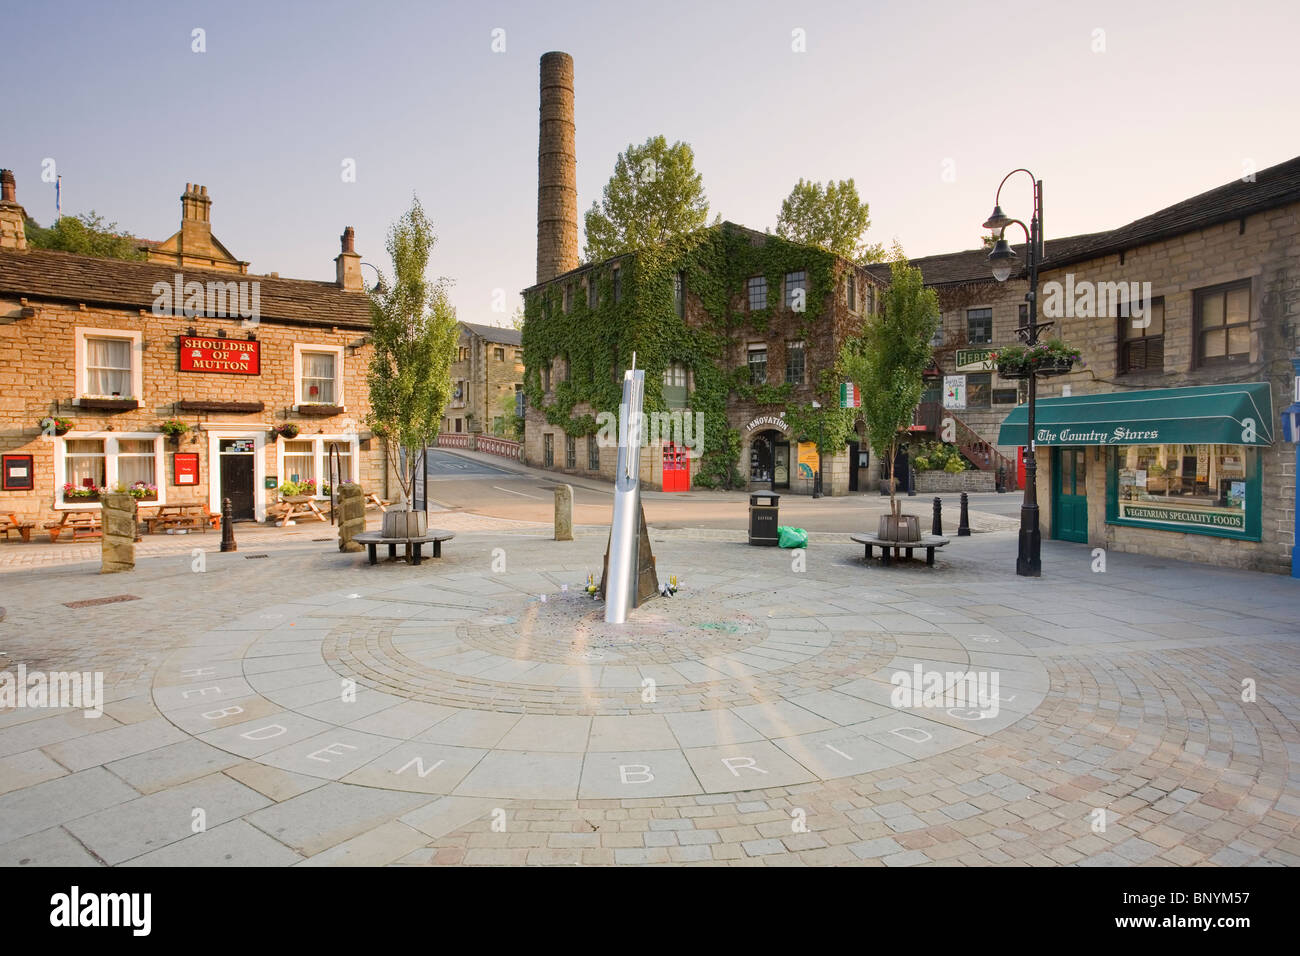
[0,527,1296,866]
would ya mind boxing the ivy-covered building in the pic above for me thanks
[520,221,887,494]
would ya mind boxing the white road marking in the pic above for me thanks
[492,485,546,499]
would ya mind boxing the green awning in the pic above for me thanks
[997,383,1274,447]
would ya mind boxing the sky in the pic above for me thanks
[7,0,1299,324]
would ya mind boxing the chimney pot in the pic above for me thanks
[1,169,16,204]
[341,226,356,253]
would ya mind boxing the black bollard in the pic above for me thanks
[932,497,943,536]
[996,465,1006,493]
[220,497,237,552]
[957,491,971,537]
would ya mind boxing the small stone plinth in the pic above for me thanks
[337,484,365,553]
[101,492,137,573]
[554,484,573,541]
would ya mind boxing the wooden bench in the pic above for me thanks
[1,513,36,542]
[851,532,950,567]
[44,511,103,543]
[353,530,455,566]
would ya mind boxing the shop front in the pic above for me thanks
[999,383,1275,556]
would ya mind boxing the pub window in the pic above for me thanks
[84,337,132,396]
[747,276,767,311]
[785,270,806,309]
[785,341,806,385]
[283,439,316,485]
[116,439,156,488]
[966,372,992,408]
[1195,281,1250,366]
[565,435,576,469]
[543,434,554,468]
[1118,296,1165,374]
[65,438,105,492]
[747,344,768,385]
[494,347,505,361]
[295,345,342,406]
[992,387,1019,406]
[673,270,686,318]
[588,435,601,470]
[847,273,857,311]
[76,327,141,401]
[966,308,993,345]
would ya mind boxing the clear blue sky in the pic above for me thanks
[8,0,1298,323]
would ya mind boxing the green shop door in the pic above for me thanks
[1052,446,1088,543]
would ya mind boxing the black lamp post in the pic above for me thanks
[983,169,1050,577]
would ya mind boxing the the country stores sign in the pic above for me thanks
[179,336,261,374]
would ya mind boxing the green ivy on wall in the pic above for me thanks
[521,223,855,487]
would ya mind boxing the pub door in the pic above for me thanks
[1051,446,1088,543]
[218,440,256,520]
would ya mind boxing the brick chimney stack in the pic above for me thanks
[536,52,578,285]
[0,169,28,251]
[335,225,363,291]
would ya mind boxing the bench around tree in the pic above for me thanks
[352,530,455,566]
[851,532,951,567]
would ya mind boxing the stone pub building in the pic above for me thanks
[0,170,385,525]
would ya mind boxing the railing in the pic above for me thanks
[476,436,523,460]
[912,402,1018,484]
[434,432,522,461]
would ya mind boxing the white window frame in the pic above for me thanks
[293,343,345,410]
[275,434,360,500]
[52,431,166,510]
[207,427,267,521]
[74,327,143,403]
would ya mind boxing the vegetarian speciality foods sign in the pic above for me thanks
[179,336,261,374]
[1117,501,1246,531]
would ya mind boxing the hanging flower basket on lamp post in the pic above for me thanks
[992,339,1083,379]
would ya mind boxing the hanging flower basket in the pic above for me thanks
[273,423,301,440]
[992,339,1083,379]
[40,416,73,436]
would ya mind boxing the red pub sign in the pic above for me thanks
[179,336,261,374]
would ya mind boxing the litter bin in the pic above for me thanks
[749,491,780,546]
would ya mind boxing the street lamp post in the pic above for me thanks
[811,400,824,498]
[983,170,1049,577]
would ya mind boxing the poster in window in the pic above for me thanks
[2,455,34,490]
[943,375,966,410]
[174,453,199,485]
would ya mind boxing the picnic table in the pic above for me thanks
[1,512,36,542]
[140,503,217,534]
[269,495,328,527]
[43,510,103,543]
[365,492,390,511]
[352,529,454,566]
[851,532,950,567]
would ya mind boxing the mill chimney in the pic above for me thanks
[0,169,27,251]
[536,52,578,285]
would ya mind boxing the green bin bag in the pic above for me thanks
[777,526,808,548]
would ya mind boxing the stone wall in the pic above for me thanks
[914,469,997,493]
[0,299,383,523]
[1032,202,1300,572]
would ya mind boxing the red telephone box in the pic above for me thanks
[662,442,690,492]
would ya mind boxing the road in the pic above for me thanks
[423,448,1020,532]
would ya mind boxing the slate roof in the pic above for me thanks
[0,247,372,329]
[461,321,523,345]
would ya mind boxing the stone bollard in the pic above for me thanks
[932,497,943,536]
[958,492,971,537]
[337,483,365,553]
[554,483,574,541]
[101,492,137,573]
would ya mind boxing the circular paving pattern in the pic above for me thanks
[152,564,1048,801]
